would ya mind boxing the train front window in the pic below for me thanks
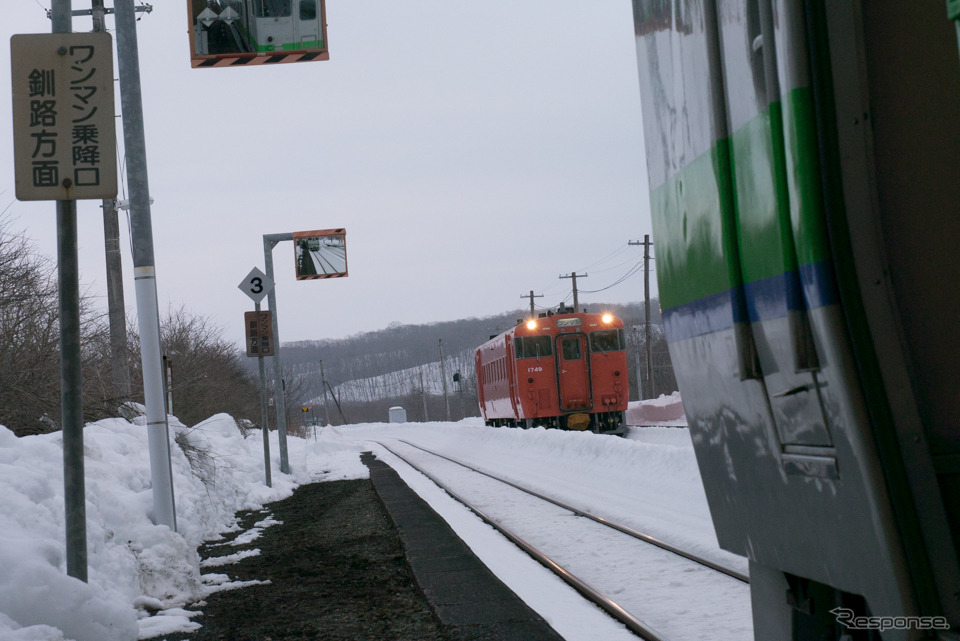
[590,329,625,353]
[561,337,581,361]
[300,0,317,20]
[256,0,292,17]
[515,335,553,359]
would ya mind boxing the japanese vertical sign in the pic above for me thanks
[245,311,275,357]
[10,33,118,201]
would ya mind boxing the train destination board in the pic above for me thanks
[10,33,118,201]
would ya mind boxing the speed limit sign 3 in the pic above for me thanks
[238,267,275,303]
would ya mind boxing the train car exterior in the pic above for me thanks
[632,0,960,639]
[193,0,327,57]
[475,309,628,434]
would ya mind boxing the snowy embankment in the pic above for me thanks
[0,415,367,641]
[0,394,701,641]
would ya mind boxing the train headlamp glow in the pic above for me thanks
[601,313,613,324]
[526,319,537,330]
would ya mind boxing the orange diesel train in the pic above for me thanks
[475,305,628,434]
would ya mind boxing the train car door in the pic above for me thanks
[295,0,322,48]
[555,334,591,411]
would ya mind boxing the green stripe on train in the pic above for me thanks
[650,87,832,311]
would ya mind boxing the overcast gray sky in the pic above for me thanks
[2,1,653,344]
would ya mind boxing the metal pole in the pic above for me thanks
[633,326,644,401]
[59,201,87,582]
[439,339,450,421]
[115,0,176,530]
[51,0,87,585]
[256,301,272,487]
[644,235,654,399]
[263,233,291,473]
[164,357,173,415]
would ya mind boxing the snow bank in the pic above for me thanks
[0,404,711,641]
[0,415,369,641]
[626,391,686,425]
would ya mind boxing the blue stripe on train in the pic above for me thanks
[662,260,839,342]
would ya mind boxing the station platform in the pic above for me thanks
[360,452,564,641]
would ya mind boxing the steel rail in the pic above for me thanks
[396,438,749,584]
[375,440,667,641]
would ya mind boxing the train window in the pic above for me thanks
[300,0,317,20]
[590,329,625,353]
[258,0,292,17]
[560,337,581,361]
[515,336,553,358]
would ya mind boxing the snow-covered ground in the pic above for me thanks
[0,396,748,641]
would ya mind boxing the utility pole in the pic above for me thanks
[439,339,451,421]
[559,272,587,312]
[629,235,654,399]
[114,0,177,531]
[520,290,543,317]
[92,0,130,402]
[419,369,429,421]
[320,360,332,427]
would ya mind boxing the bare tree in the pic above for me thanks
[0,216,121,435]
[125,306,261,427]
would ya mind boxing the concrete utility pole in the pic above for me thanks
[559,272,587,312]
[93,0,129,403]
[115,0,177,530]
[520,290,543,317]
[629,236,654,399]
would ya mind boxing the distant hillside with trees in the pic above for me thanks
[270,301,677,429]
[0,207,675,436]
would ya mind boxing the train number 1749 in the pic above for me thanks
[527,366,543,373]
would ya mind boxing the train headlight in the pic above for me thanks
[526,319,537,330]
[602,313,613,324]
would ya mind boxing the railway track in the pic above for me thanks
[308,246,345,274]
[371,438,753,641]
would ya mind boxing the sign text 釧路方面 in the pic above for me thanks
[11,33,118,201]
